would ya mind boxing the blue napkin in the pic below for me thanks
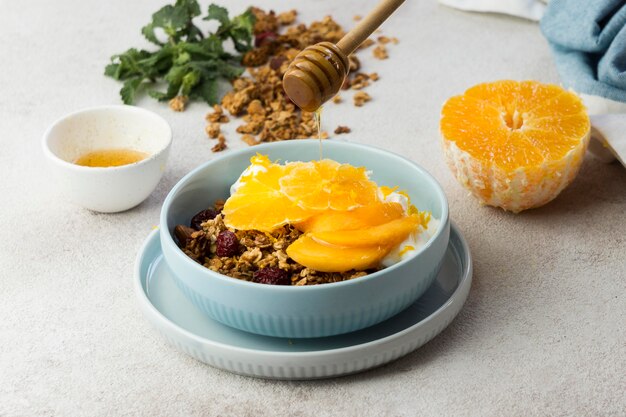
[540,0,626,103]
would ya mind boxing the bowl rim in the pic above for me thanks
[160,139,449,292]
[41,104,172,172]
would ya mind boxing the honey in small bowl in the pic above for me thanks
[75,148,149,167]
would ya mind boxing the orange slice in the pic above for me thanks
[279,159,378,211]
[440,80,590,212]
[223,161,314,231]
[286,235,390,272]
[295,201,405,233]
[310,215,420,247]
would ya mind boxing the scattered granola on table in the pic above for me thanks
[211,134,227,152]
[373,45,388,60]
[354,91,372,107]
[205,123,221,139]
[169,96,188,112]
[205,7,398,151]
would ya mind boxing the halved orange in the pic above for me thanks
[440,80,590,212]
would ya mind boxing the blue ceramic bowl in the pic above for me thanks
[160,140,450,338]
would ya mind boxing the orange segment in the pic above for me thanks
[286,235,390,272]
[279,159,378,210]
[310,215,420,247]
[295,201,405,232]
[440,80,590,212]
[223,155,425,272]
[223,161,315,231]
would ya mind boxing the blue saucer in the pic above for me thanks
[134,222,472,379]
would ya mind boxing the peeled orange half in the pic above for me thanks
[440,80,590,213]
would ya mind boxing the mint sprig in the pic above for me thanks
[105,0,255,106]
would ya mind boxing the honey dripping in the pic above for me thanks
[314,107,323,160]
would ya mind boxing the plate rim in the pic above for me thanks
[133,221,472,359]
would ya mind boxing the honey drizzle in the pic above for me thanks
[314,107,323,160]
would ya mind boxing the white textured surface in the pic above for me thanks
[1,1,625,416]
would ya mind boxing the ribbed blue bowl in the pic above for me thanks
[160,140,449,338]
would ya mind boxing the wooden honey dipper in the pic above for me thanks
[283,0,406,112]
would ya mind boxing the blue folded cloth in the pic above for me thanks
[540,0,626,103]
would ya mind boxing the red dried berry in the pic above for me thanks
[191,208,218,230]
[253,267,291,285]
[216,230,240,257]
[254,31,277,47]
[269,55,287,71]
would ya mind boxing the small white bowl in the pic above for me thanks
[42,105,172,213]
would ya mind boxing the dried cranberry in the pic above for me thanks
[253,267,291,285]
[216,230,240,257]
[254,31,277,47]
[269,55,287,71]
[190,208,217,230]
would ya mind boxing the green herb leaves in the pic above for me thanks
[105,0,255,107]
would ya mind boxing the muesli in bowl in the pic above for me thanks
[174,155,437,286]
[160,140,449,338]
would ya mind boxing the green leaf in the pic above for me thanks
[105,1,254,107]
[120,77,143,104]
[142,0,202,44]
[204,4,229,25]
[215,60,245,80]
[181,69,201,95]
[205,6,255,52]
[141,23,162,46]
[165,64,188,84]
[174,51,191,65]
[192,77,219,104]
[229,9,255,52]
[139,46,175,75]
[104,63,120,78]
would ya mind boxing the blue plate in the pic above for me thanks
[134,222,472,379]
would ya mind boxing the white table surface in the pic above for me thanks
[2,1,625,416]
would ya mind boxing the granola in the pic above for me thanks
[334,125,351,134]
[354,91,372,107]
[205,123,220,139]
[169,95,188,112]
[205,7,398,151]
[176,204,376,285]
[373,45,388,60]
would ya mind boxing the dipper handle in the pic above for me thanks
[336,0,406,55]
